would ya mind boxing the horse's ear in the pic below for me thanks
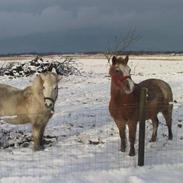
[57,75,62,82]
[112,56,117,65]
[33,74,44,89]
[51,67,57,74]
[123,55,129,65]
[39,73,46,81]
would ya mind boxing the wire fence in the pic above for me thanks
[0,101,183,177]
[144,102,183,166]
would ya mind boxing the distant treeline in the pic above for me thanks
[0,50,183,57]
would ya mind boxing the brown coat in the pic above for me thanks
[109,56,173,156]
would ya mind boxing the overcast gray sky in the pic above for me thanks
[0,0,182,54]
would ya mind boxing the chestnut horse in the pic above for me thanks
[109,56,173,156]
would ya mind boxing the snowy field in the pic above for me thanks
[0,55,183,182]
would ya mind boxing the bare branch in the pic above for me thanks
[104,28,140,63]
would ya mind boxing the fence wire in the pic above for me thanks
[0,102,183,177]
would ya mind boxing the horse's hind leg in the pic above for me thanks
[150,116,159,142]
[162,105,173,140]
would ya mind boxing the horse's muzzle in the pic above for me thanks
[44,97,55,111]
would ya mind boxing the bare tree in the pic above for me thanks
[104,28,140,63]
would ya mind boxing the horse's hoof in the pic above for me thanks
[149,138,156,143]
[33,146,44,152]
[168,135,173,140]
[120,141,126,152]
[129,149,135,156]
[120,147,126,152]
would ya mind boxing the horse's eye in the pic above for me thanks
[43,86,45,89]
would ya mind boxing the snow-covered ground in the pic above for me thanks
[0,55,183,183]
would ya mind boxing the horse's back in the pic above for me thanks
[0,84,24,117]
[139,79,173,102]
[0,84,19,94]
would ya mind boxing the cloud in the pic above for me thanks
[0,2,132,39]
[0,0,183,52]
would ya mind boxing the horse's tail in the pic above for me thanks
[159,80,173,103]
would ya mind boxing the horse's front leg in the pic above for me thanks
[32,122,46,151]
[116,121,126,152]
[128,121,137,156]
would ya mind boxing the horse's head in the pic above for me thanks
[109,55,134,94]
[34,72,62,112]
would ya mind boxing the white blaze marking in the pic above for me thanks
[126,78,135,94]
[118,64,130,77]
[116,64,135,94]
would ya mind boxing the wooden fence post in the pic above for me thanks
[138,87,148,166]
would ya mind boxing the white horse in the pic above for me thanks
[0,72,61,151]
